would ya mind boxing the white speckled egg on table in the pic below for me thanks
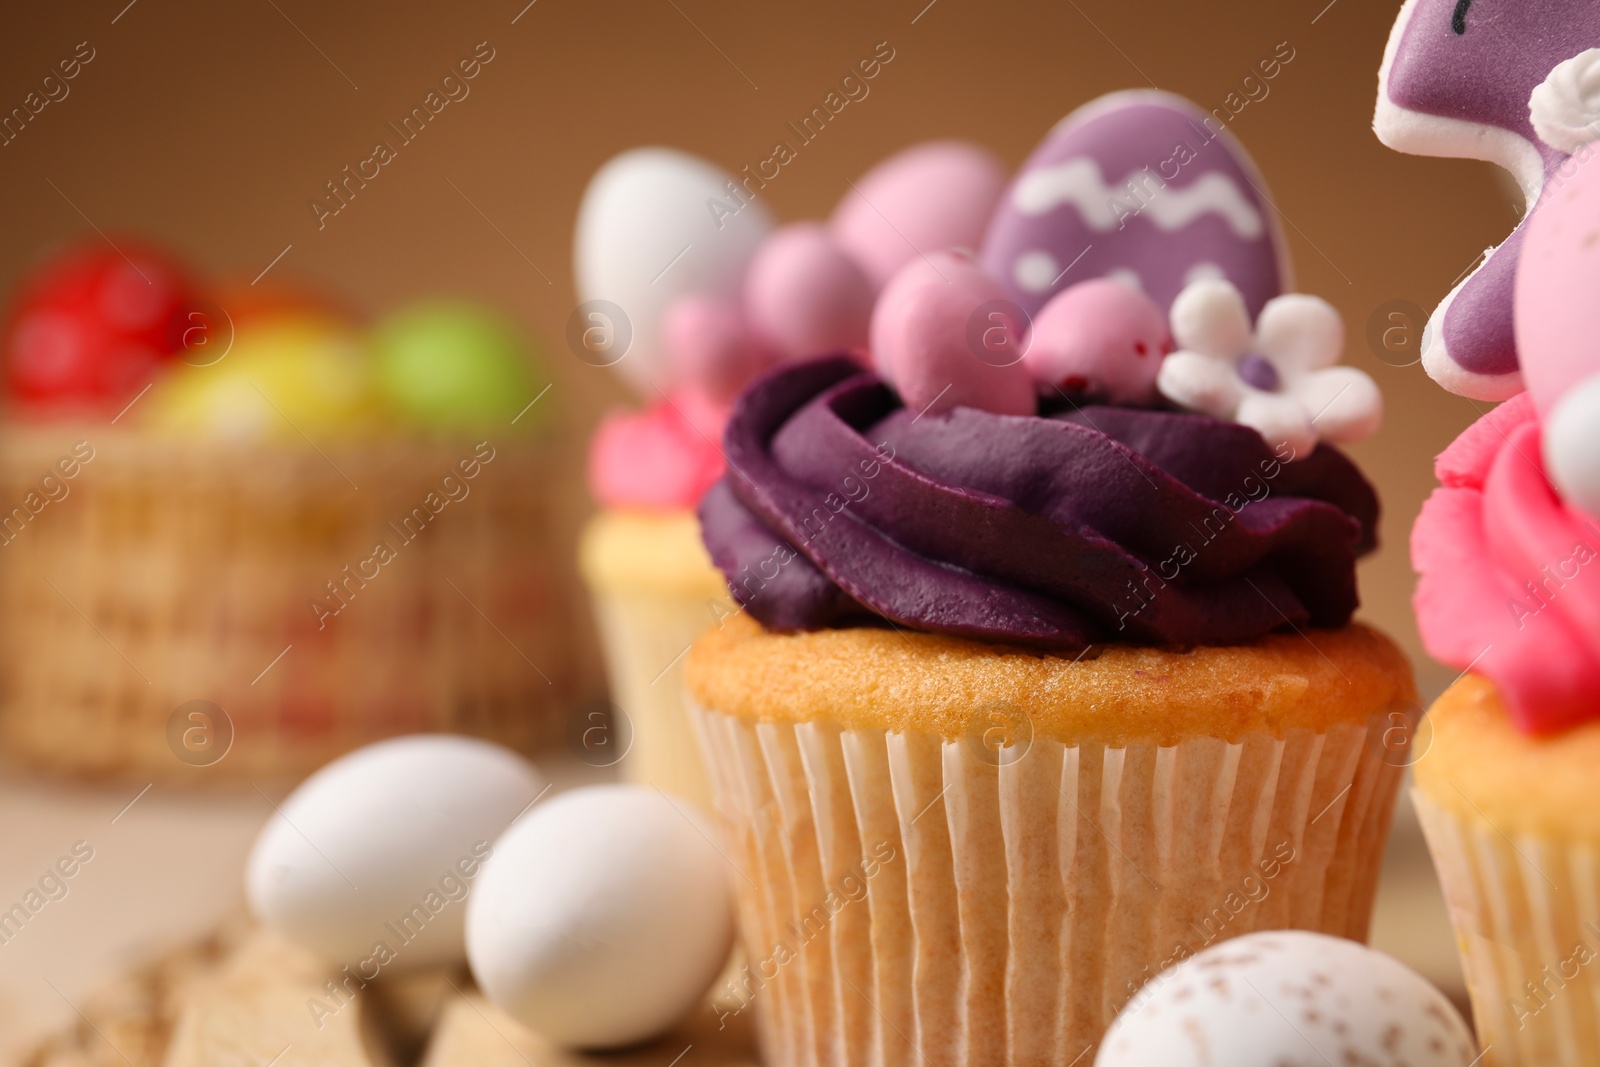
[574,147,772,393]
[465,784,734,1049]
[246,735,545,970]
[1095,930,1477,1067]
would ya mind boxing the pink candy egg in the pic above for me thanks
[1515,157,1600,418]
[743,223,875,362]
[870,251,1035,418]
[831,141,1008,290]
[1022,279,1171,404]
[661,293,770,401]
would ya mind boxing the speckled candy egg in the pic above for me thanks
[1095,931,1477,1067]
[981,90,1289,321]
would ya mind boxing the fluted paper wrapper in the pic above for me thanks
[691,703,1405,1066]
[1414,788,1600,1066]
[590,587,720,810]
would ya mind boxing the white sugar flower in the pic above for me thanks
[1155,279,1382,458]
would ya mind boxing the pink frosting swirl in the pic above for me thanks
[587,391,727,510]
[1412,392,1600,734]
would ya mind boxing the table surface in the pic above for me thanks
[0,763,1465,1065]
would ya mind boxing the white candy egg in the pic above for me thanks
[1546,373,1600,518]
[574,147,773,394]
[246,735,544,970]
[1096,931,1477,1067]
[465,784,734,1049]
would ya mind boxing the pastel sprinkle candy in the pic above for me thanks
[1375,0,1600,399]
[980,89,1287,321]
[1021,279,1170,404]
[871,250,1034,418]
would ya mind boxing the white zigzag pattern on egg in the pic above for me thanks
[1011,157,1264,240]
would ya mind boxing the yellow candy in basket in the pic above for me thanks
[144,315,388,441]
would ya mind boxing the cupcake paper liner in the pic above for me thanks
[1414,788,1600,1066]
[691,702,1407,1066]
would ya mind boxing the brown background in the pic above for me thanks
[0,0,1513,700]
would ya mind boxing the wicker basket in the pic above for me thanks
[0,424,599,781]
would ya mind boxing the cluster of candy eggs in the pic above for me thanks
[2,239,545,438]
[582,90,1385,465]
[573,141,1012,411]
[576,142,1179,422]
[247,735,735,1050]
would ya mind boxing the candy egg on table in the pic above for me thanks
[830,140,1008,289]
[372,300,541,432]
[1095,931,1477,1067]
[1022,278,1170,403]
[574,147,773,394]
[143,314,383,441]
[465,784,734,1050]
[246,735,544,970]
[4,239,195,411]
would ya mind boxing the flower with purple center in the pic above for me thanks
[1155,278,1383,457]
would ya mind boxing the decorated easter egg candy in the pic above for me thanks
[1096,931,1477,1067]
[4,239,195,411]
[465,785,734,1049]
[372,300,541,432]
[1375,1,1600,400]
[981,90,1288,324]
[1022,278,1169,403]
[871,250,1034,418]
[830,140,1008,289]
[144,315,383,441]
[247,735,545,970]
[662,292,770,401]
[743,222,875,362]
[574,148,773,394]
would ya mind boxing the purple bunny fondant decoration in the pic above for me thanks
[980,90,1291,322]
[1375,0,1600,400]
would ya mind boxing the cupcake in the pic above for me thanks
[573,143,1006,807]
[0,240,589,780]
[686,91,1412,1066]
[1395,39,1600,1061]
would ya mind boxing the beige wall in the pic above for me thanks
[0,0,1507,699]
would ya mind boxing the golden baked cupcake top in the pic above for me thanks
[688,612,1414,746]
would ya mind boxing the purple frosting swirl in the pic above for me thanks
[699,357,1379,650]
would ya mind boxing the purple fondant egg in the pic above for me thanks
[980,90,1290,322]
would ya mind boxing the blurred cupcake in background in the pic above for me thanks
[572,141,1005,808]
[0,237,596,781]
